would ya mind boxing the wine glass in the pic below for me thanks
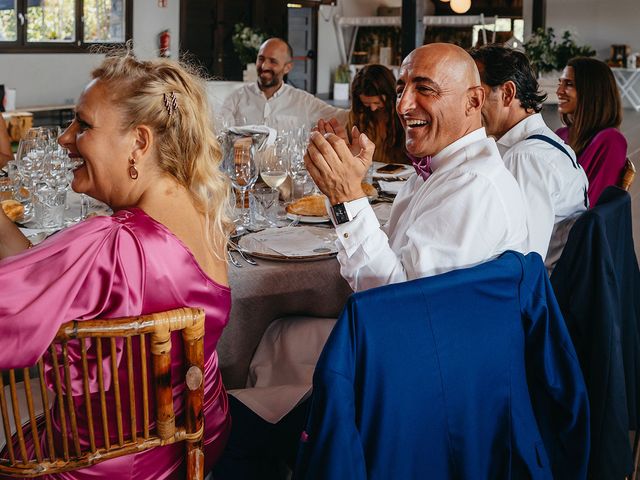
[14,138,43,216]
[260,143,289,192]
[223,137,258,231]
[289,132,310,199]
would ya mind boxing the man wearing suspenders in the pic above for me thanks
[470,45,589,271]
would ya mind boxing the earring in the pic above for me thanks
[128,158,139,180]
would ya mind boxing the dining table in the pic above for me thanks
[219,255,353,389]
[217,178,398,390]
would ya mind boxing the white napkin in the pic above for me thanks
[378,180,405,195]
[240,226,337,258]
[227,125,277,150]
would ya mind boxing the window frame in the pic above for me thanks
[0,0,133,54]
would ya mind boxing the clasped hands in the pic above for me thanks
[304,118,375,205]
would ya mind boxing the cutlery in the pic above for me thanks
[227,249,242,268]
[229,242,258,265]
[288,216,300,227]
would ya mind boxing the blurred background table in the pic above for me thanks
[2,111,33,143]
[219,256,352,388]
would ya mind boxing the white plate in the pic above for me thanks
[239,226,338,261]
[372,161,414,179]
[286,213,331,223]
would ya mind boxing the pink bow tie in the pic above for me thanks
[408,154,433,180]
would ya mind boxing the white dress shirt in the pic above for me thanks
[496,113,588,265]
[332,128,528,292]
[219,82,349,131]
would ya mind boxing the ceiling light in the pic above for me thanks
[450,0,471,14]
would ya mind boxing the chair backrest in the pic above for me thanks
[621,158,636,191]
[0,307,205,479]
[551,186,640,479]
[297,252,589,479]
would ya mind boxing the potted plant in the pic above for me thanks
[333,64,351,101]
[232,23,267,81]
[524,28,595,76]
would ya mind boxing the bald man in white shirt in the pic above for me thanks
[469,45,588,270]
[220,38,348,131]
[307,43,528,292]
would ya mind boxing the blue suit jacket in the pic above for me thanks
[295,252,589,480]
[551,186,640,479]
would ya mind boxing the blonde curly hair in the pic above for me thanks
[91,51,232,251]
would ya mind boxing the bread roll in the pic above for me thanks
[286,194,328,217]
[361,182,378,199]
[1,199,24,222]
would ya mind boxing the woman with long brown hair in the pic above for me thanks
[348,64,407,164]
[556,56,627,206]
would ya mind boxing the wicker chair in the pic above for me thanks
[0,307,206,479]
[621,158,636,191]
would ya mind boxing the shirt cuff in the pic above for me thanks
[332,199,380,257]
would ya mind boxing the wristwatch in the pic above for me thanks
[331,203,352,225]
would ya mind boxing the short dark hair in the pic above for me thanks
[469,44,547,113]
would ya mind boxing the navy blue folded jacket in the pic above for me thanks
[296,252,589,480]
[551,186,640,480]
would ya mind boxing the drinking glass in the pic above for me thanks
[33,185,66,230]
[252,186,279,227]
[260,143,289,191]
[223,137,258,230]
[14,138,43,216]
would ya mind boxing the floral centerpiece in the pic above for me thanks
[232,23,267,67]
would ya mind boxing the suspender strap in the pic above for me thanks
[526,134,578,169]
[526,134,587,207]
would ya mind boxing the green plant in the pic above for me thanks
[232,23,267,67]
[524,28,596,75]
[334,64,351,84]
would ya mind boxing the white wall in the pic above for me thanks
[0,0,180,108]
[545,0,640,60]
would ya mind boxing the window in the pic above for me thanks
[0,0,132,53]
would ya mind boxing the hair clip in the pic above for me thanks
[163,92,178,116]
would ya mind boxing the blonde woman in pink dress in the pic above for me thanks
[0,52,232,479]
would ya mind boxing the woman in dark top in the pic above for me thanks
[555,56,627,206]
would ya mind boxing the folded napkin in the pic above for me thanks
[227,125,277,150]
[378,180,405,195]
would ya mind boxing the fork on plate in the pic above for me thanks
[228,242,258,265]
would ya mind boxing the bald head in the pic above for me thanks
[259,38,293,63]
[256,38,294,95]
[406,43,481,88]
[396,43,485,157]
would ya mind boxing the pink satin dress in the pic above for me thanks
[0,208,231,479]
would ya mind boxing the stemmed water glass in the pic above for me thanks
[223,136,258,231]
[288,126,313,198]
[13,137,43,215]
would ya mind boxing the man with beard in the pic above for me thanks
[306,43,528,291]
[220,38,348,130]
